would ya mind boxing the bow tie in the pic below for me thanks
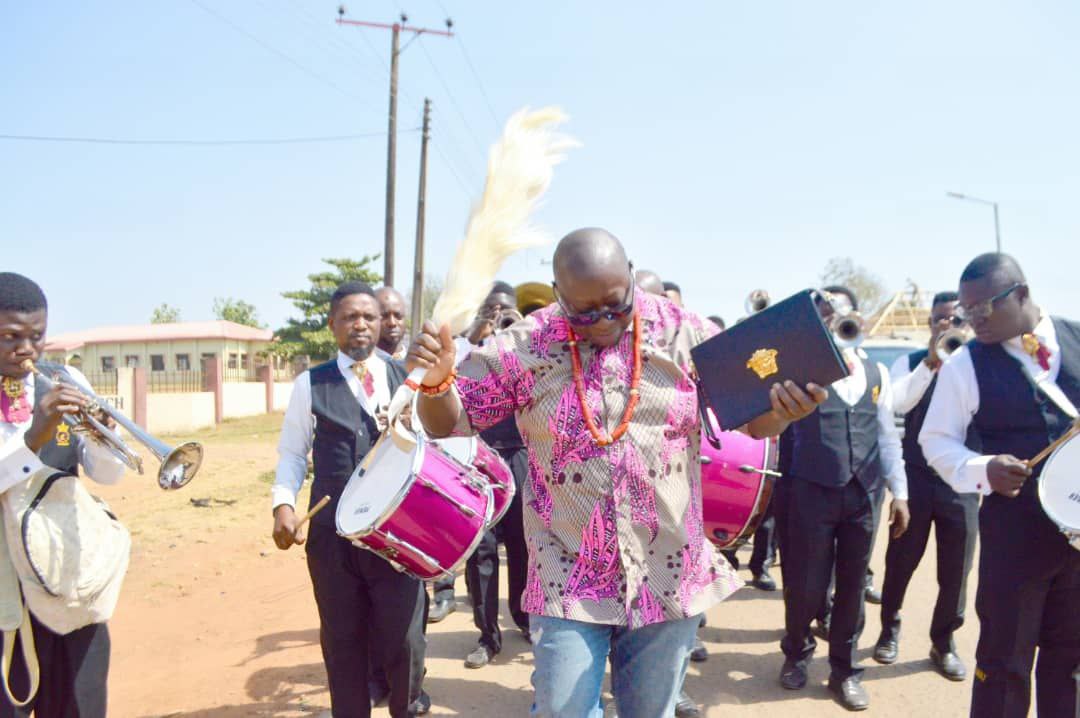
[1,376,31,424]
[1021,333,1052,372]
[351,361,376,398]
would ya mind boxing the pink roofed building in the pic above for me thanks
[44,320,278,382]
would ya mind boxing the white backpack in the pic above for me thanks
[0,467,130,705]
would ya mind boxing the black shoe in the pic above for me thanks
[751,571,777,591]
[410,690,432,715]
[873,637,898,664]
[779,659,808,690]
[521,628,532,644]
[427,598,455,623]
[369,679,390,707]
[864,585,882,605]
[811,619,830,641]
[827,675,869,711]
[674,690,702,718]
[464,644,494,669]
[929,646,967,682]
[689,637,708,662]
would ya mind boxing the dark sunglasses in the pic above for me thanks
[553,277,636,327]
[955,283,1024,323]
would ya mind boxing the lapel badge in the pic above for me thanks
[746,349,780,380]
[55,421,72,447]
[871,385,881,404]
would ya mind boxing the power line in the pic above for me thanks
[428,0,500,127]
[184,0,373,108]
[416,35,487,158]
[0,130,411,146]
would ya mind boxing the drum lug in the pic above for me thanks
[418,477,479,517]
[381,529,453,578]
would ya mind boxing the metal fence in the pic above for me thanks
[221,368,261,383]
[148,370,204,394]
[83,371,118,396]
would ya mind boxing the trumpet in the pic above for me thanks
[22,361,203,490]
[935,328,971,358]
[496,308,525,330]
[830,313,865,349]
[745,289,771,315]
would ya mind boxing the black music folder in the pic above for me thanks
[691,289,849,430]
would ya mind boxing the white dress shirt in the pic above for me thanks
[0,366,126,493]
[919,315,1077,496]
[271,351,390,511]
[889,352,937,416]
[831,348,908,501]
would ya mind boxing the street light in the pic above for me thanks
[947,192,1002,253]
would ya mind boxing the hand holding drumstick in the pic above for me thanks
[272,496,330,550]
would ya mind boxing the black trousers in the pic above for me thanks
[969,495,1080,718]
[465,446,529,653]
[780,479,882,679]
[879,468,979,652]
[430,574,455,604]
[306,522,427,718]
[0,616,109,718]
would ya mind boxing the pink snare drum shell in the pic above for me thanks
[700,419,778,549]
[1038,433,1080,551]
[337,432,493,580]
[434,436,516,528]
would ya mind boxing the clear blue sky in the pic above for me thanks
[3,1,1077,335]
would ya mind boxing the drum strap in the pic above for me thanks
[1,601,39,708]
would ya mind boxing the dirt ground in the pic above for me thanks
[96,412,995,717]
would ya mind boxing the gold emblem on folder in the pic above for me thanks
[746,349,779,380]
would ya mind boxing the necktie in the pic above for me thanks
[1021,333,1052,372]
[352,362,376,399]
[1,376,31,424]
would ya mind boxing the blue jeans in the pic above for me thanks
[529,613,701,718]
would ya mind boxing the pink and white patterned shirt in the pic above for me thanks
[451,291,742,627]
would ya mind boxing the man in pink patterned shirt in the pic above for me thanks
[409,228,824,717]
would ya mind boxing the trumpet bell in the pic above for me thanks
[745,289,771,315]
[159,441,204,490]
[831,313,865,349]
[936,328,970,358]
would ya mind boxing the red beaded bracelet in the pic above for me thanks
[406,369,457,397]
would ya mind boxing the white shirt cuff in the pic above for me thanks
[0,444,45,494]
[271,486,298,513]
[959,455,994,496]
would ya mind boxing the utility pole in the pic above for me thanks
[336,8,453,287]
[411,98,431,327]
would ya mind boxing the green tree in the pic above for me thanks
[150,303,181,324]
[213,297,264,328]
[820,257,889,315]
[275,256,382,359]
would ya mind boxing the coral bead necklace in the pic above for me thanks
[567,311,643,447]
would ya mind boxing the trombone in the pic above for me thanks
[23,361,203,490]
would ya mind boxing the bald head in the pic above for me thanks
[551,228,634,348]
[375,286,405,306]
[552,228,629,285]
[375,286,407,355]
[634,269,665,296]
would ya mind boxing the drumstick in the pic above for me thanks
[1026,420,1080,470]
[295,495,331,530]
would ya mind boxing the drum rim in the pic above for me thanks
[1038,436,1080,535]
[336,430,428,537]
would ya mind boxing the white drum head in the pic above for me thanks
[433,436,477,465]
[1039,433,1080,534]
[336,433,417,536]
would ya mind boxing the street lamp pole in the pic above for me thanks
[946,191,1002,253]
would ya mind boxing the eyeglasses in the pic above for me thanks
[955,283,1024,322]
[554,277,636,327]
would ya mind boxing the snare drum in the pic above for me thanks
[700,418,778,549]
[434,436,516,527]
[336,430,493,580]
[1038,433,1080,551]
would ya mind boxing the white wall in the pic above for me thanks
[147,392,215,435]
[222,382,266,419]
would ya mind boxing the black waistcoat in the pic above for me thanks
[309,358,406,527]
[32,361,80,475]
[786,356,884,492]
[968,318,1080,548]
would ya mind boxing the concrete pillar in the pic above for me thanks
[115,367,134,416]
[257,365,273,413]
[202,355,223,425]
[131,367,147,429]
